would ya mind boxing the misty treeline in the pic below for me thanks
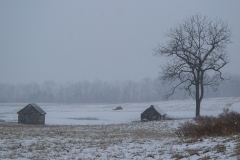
[0,75,240,103]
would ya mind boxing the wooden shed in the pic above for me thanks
[141,105,167,121]
[17,103,46,125]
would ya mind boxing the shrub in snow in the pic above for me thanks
[175,109,240,137]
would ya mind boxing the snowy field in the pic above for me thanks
[1,97,240,159]
[1,97,240,125]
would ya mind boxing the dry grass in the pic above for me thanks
[175,109,240,138]
[198,155,211,160]
[0,120,240,159]
[0,121,174,159]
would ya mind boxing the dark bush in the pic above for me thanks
[175,109,240,137]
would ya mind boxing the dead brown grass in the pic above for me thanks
[0,121,174,159]
[175,109,240,138]
[1,120,239,159]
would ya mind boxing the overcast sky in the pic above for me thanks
[0,0,240,84]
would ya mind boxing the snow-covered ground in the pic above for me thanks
[1,97,240,125]
[0,97,240,159]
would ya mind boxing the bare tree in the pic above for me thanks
[154,13,232,117]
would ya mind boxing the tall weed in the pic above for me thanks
[175,109,240,137]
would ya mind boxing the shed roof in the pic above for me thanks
[153,105,167,115]
[141,105,167,115]
[17,103,46,115]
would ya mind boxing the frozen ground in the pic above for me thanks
[0,97,240,159]
[1,97,240,125]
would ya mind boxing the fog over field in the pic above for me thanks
[0,74,240,103]
[0,1,240,84]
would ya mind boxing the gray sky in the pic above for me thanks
[1,0,240,84]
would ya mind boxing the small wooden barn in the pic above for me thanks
[141,105,167,121]
[17,103,46,125]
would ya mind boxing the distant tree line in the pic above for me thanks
[0,75,240,103]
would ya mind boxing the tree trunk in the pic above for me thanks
[195,71,200,117]
[196,98,201,117]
